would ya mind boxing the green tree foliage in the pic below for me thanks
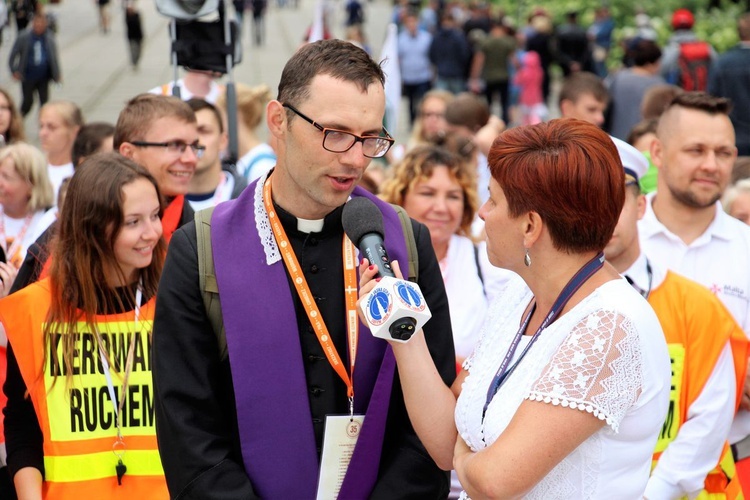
[496,0,746,67]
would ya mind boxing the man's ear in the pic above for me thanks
[637,193,647,220]
[119,142,136,159]
[267,100,287,140]
[650,138,663,171]
[559,99,572,118]
[219,131,228,152]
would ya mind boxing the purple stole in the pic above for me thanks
[212,183,409,498]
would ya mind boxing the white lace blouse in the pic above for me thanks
[455,275,671,499]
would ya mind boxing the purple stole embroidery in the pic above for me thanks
[212,183,409,498]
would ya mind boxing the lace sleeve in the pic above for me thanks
[526,310,643,433]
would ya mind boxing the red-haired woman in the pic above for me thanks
[358,118,672,497]
[0,152,168,498]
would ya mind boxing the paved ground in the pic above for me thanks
[0,0,399,143]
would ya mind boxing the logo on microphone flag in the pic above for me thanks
[395,281,425,311]
[366,288,393,326]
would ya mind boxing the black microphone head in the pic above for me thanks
[342,197,385,245]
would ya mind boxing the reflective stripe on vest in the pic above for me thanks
[651,342,740,498]
[45,449,164,482]
[654,344,686,453]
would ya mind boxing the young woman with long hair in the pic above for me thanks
[0,152,168,499]
[0,87,26,145]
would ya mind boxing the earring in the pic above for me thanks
[524,248,531,267]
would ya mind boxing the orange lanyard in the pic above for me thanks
[263,178,359,408]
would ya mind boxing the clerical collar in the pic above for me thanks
[297,218,324,233]
[273,202,344,237]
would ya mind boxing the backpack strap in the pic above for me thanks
[197,202,417,361]
[389,203,419,283]
[195,206,228,361]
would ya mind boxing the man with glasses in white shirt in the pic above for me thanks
[116,93,204,242]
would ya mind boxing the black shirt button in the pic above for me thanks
[310,386,325,397]
[310,264,319,273]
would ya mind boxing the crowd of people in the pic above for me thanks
[392,3,749,154]
[0,1,750,499]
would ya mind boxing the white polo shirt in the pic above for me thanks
[639,194,750,443]
[639,194,750,333]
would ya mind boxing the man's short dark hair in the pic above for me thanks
[558,72,609,108]
[667,91,733,116]
[73,122,115,167]
[445,93,489,133]
[186,98,224,134]
[277,39,385,118]
[630,39,662,67]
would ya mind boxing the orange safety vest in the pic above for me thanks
[650,271,748,499]
[0,278,168,499]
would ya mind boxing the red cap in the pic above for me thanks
[672,9,694,29]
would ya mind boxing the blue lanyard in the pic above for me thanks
[481,252,605,422]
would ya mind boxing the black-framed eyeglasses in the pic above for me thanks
[130,140,206,159]
[282,103,394,158]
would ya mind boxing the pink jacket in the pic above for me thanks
[514,51,544,106]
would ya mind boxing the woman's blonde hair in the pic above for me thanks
[40,100,85,130]
[0,142,54,211]
[380,145,478,237]
[217,83,273,130]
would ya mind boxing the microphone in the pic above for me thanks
[341,197,395,279]
[342,198,431,342]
